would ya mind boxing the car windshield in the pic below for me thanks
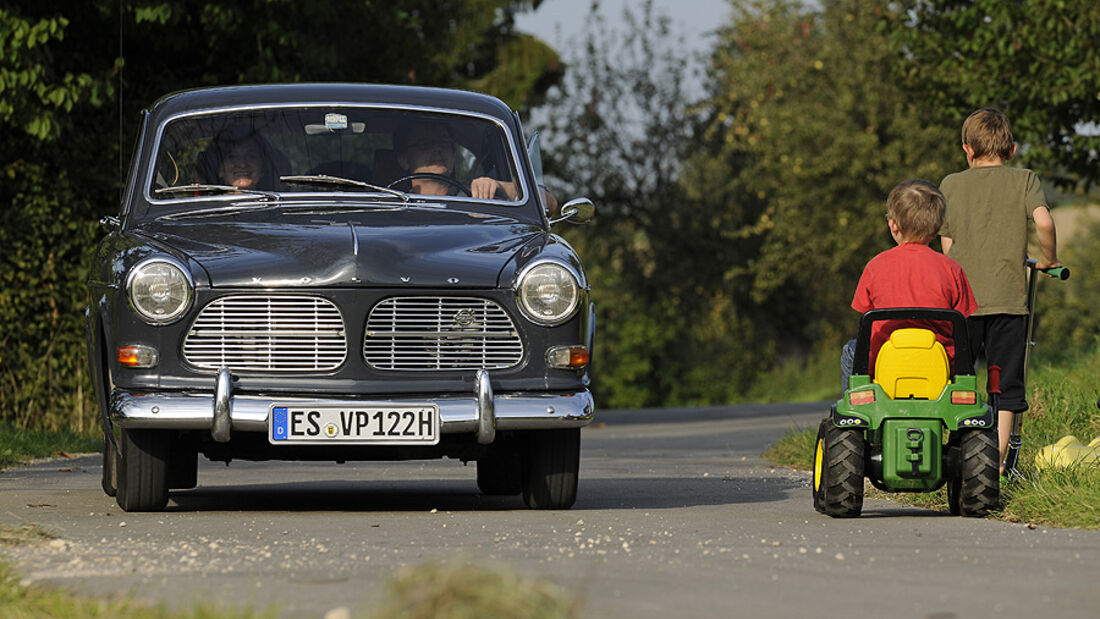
[148,107,524,204]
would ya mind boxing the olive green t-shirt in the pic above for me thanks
[939,166,1046,316]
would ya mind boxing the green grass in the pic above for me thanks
[0,423,100,469]
[747,347,841,404]
[371,562,581,619]
[0,523,58,546]
[763,345,1100,529]
[0,555,271,619]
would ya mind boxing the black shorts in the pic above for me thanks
[966,314,1028,412]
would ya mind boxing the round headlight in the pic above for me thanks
[517,262,580,325]
[127,259,193,324]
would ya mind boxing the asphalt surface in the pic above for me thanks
[3,401,1100,618]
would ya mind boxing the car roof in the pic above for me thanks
[148,83,518,123]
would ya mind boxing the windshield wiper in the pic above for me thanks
[280,174,409,203]
[154,183,279,200]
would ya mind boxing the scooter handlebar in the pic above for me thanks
[1046,266,1070,280]
[1026,259,1070,280]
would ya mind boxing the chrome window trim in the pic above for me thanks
[142,102,529,207]
[120,109,150,226]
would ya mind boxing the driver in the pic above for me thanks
[394,121,517,200]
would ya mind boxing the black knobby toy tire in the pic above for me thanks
[101,432,118,497]
[477,448,522,496]
[116,428,170,512]
[955,429,999,517]
[817,421,865,518]
[521,428,580,509]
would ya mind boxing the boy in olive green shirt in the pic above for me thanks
[939,107,1061,474]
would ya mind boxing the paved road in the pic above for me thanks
[3,402,1100,618]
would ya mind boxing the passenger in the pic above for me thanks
[197,126,280,191]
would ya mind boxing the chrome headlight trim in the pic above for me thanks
[514,260,582,326]
[125,257,194,325]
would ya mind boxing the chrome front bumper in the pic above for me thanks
[108,369,594,445]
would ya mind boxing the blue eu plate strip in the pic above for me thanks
[272,407,288,441]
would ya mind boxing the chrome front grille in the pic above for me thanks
[364,297,523,371]
[183,295,347,372]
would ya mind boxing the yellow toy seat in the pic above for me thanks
[874,328,949,399]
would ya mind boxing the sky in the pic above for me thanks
[514,0,731,53]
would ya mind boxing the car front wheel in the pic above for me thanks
[521,428,580,509]
[116,428,170,512]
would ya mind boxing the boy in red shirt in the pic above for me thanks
[841,180,978,389]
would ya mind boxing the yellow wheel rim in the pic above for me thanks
[813,438,824,492]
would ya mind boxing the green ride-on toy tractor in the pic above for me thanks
[813,308,1000,518]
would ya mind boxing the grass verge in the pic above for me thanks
[0,424,100,469]
[763,345,1100,529]
[371,562,581,618]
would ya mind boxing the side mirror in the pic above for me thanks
[99,216,121,233]
[548,197,595,225]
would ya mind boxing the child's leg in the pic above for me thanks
[984,315,1029,472]
[998,410,1015,472]
[840,338,856,391]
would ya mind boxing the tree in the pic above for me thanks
[885,0,1100,190]
[538,1,786,406]
[693,0,959,350]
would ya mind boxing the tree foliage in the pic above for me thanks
[0,0,560,431]
[694,0,958,348]
[885,0,1100,189]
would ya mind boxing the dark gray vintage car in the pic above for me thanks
[86,84,595,512]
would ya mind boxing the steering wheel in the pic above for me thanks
[387,173,470,196]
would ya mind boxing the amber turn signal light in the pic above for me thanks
[546,345,589,369]
[117,345,159,368]
[849,390,875,406]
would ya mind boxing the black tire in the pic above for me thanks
[116,428,170,512]
[954,430,999,517]
[477,449,522,495]
[521,428,580,509]
[814,420,865,518]
[101,432,118,497]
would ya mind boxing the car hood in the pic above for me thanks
[136,209,545,288]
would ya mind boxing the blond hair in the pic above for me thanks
[961,107,1015,161]
[887,180,945,244]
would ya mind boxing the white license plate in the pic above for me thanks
[268,404,439,445]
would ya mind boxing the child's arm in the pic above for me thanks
[940,236,953,254]
[1032,206,1061,270]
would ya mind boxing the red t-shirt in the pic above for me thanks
[851,243,978,373]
